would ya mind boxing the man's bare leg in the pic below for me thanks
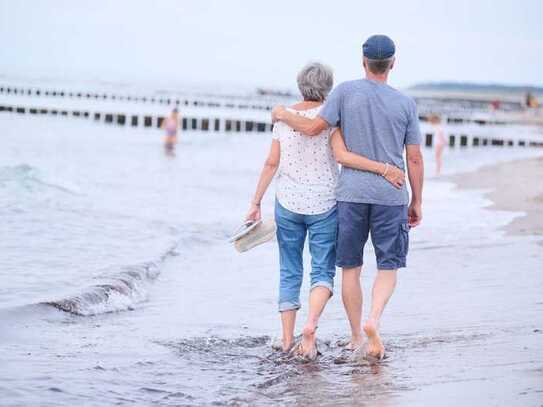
[364,270,397,358]
[280,310,297,352]
[342,266,364,350]
[300,286,331,357]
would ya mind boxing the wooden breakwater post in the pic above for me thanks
[425,133,433,147]
[157,117,165,128]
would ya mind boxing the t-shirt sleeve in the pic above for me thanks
[318,85,343,127]
[406,99,422,145]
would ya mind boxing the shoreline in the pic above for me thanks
[447,155,543,238]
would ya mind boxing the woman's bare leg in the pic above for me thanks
[300,287,331,355]
[280,310,297,352]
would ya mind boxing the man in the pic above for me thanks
[271,35,424,359]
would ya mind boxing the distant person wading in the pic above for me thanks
[162,108,180,154]
[429,114,446,175]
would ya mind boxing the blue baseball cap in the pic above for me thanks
[363,35,395,60]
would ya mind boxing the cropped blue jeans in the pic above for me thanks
[274,200,337,312]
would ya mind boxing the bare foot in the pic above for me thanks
[363,319,385,359]
[282,337,295,353]
[299,322,317,360]
[343,334,364,351]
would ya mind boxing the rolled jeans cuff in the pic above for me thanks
[278,301,301,312]
[310,280,334,297]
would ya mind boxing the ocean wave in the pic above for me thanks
[0,164,81,195]
[43,244,179,316]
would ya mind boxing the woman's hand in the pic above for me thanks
[245,203,261,222]
[383,165,405,189]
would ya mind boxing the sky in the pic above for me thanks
[0,0,541,91]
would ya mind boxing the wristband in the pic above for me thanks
[382,163,389,177]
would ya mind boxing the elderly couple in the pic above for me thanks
[246,35,424,360]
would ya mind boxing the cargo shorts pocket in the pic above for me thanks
[396,223,410,257]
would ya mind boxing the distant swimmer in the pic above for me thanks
[430,114,446,176]
[162,108,180,155]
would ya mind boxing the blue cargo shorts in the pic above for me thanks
[336,201,410,270]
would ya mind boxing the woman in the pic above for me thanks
[162,108,180,154]
[430,114,446,175]
[246,62,405,360]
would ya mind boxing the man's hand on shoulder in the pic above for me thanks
[271,105,328,136]
[271,105,286,123]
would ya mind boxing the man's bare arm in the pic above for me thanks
[272,106,329,136]
[406,144,424,227]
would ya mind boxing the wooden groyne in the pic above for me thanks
[0,84,275,112]
[3,84,540,127]
[423,131,543,148]
[1,102,543,148]
[0,103,274,133]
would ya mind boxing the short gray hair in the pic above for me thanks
[297,62,334,102]
[365,57,394,75]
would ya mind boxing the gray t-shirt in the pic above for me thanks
[319,79,421,206]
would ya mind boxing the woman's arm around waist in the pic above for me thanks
[330,129,405,189]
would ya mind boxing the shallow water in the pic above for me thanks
[1,112,542,406]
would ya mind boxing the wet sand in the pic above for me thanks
[449,156,543,238]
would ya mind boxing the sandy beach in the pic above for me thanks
[449,156,543,238]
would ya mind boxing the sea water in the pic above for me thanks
[1,110,542,406]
